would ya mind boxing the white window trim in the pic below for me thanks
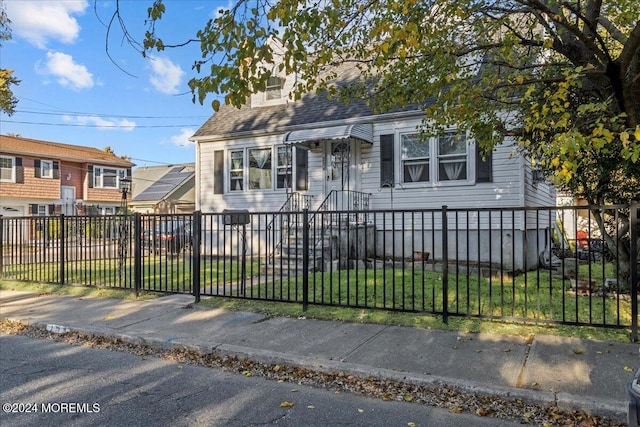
[41,160,53,178]
[229,150,244,192]
[227,146,295,193]
[398,129,474,187]
[0,155,15,183]
[93,166,126,189]
[436,132,470,183]
[275,146,293,190]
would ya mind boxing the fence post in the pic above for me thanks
[302,208,309,311]
[630,202,638,342]
[133,213,142,297]
[192,211,201,303]
[442,205,449,324]
[59,214,65,285]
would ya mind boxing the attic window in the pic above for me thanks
[266,77,284,100]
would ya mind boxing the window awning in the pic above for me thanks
[283,124,373,147]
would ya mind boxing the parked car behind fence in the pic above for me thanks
[142,219,192,254]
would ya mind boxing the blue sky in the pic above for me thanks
[1,0,229,168]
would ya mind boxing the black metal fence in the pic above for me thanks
[1,204,638,340]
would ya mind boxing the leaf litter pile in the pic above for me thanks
[1,319,625,427]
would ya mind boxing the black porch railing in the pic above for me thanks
[1,204,638,340]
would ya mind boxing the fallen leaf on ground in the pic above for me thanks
[280,401,294,408]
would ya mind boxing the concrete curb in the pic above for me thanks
[10,317,627,423]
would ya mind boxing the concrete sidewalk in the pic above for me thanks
[1,290,637,422]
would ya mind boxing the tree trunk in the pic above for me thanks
[590,207,632,291]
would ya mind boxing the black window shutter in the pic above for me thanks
[29,204,37,215]
[380,134,395,187]
[476,144,493,183]
[295,147,308,191]
[53,161,60,179]
[213,151,224,194]
[34,159,41,178]
[48,205,55,215]
[87,165,94,188]
[15,157,24,183]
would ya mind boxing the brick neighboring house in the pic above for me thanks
[0,134,135,217]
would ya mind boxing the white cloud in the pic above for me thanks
[63,115,137,131]
[5,0,89,49]
[169,128,196,147]
[148,56,185,95]
[42,52,94,90]
[212,1,235,18]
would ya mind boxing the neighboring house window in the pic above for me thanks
[41,160,53,178]
[0,156,15,182]
[401,134,430,183]
[29,204,53,216]
[437,132,468,181]
[34,160,59,178]
[230,151,244,191]
[248,148,272,190]
[93,166,126,188]
[276,146,292,189]
[266,77,284,101]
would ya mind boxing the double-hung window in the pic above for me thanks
[401,134,430,183]
[276,146,292,189]
[437,132,468,181]
[40,160,53,178]
[0,156,15,182]
[93,166,125,189]
[230,151,244,191]
[266,77,284,101]
[248,148,272,190]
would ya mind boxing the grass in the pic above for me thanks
[0,279,161,300]
[1,257,635,343]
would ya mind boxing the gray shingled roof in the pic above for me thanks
[192,64,424,140]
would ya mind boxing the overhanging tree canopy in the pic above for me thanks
[0,0,19,116]
[138,0,639,203]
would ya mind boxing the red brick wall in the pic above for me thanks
[60,162,84,198]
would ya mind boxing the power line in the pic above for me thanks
[14,109,210,120]
[2,120,202,128]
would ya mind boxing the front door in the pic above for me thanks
[61,186,76,216]
[325,140,358,210]
[326,140,351,191]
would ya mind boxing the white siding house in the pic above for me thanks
[190,59,555,271]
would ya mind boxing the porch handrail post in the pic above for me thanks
[442,205,449,324]
[302,208,309,311]
[193,210,202,303]
[630,202,638,342]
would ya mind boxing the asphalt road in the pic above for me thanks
[0,333,522,427]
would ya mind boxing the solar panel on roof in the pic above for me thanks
[133,167,193,201]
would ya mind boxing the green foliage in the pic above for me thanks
[139,0,640,202]
[0,1,19,116]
